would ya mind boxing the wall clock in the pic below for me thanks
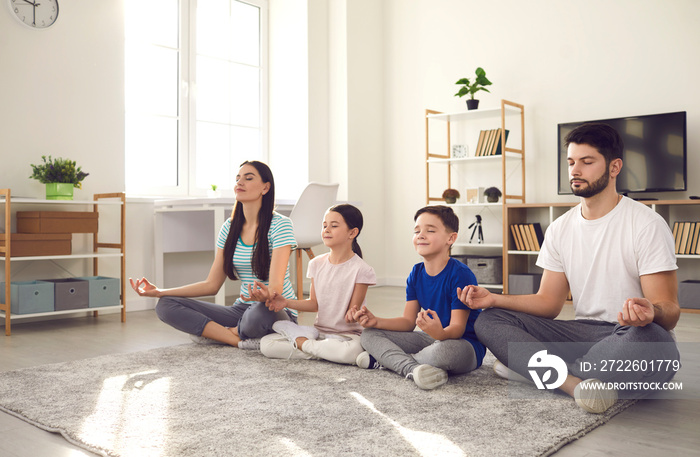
[8,0,59,29]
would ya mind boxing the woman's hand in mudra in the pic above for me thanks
[240,281,271,303]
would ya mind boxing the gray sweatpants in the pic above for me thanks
[474,308,679,385]
[360,328,478,377]
[155,296,295,340]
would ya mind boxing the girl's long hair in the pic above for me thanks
[328,204,364,258]
[223,161,275,281]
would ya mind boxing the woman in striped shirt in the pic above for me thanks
[130,161,297,349]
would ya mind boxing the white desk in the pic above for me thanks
[154,198,295,305]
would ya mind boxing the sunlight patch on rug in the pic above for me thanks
[351,392,467,457]
[79,370,170,456]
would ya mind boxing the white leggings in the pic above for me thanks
[261,332,363,365]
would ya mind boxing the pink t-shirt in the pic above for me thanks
[307,253,376,335]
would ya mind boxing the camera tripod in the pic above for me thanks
[468,215,484,244]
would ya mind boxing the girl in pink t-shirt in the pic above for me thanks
[260,204,376,365]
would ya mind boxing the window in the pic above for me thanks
[125,0,267,196]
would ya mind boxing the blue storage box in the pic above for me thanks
[76,276,120,308]
[0,280,55,314]
[41,278,90,311]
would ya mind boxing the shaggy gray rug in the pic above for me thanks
[0,344,635,457]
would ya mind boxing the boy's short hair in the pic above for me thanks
[414,205,459,233]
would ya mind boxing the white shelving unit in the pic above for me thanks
[425,100,525,290]
[1,190,126,335]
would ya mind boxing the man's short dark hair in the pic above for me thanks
[564,123,624,165]
[414,205,459,233]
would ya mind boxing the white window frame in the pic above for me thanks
[125,0,268,197]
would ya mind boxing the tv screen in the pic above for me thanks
[558,111,687,195]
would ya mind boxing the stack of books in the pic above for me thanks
[510,223,544,251]
[474,129,510,157]
[672,221,700,255]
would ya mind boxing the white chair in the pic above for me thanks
[289,182,339,298]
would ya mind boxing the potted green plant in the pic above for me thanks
[207,184,222,198]
[484,186,502,203]
[29,155,89,200]
[442,188,460,204]
[454,67,492,110]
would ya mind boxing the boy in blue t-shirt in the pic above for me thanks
[354,205,485,390]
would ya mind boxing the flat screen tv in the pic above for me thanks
[558,111,687,195]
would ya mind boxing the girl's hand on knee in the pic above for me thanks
[266,292,287,312]
[345,307,359,323]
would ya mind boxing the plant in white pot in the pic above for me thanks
[454,67,492,110]
[207,184,222,198]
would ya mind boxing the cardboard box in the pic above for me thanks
[508,273,543,295]
[41,278,89,311]
[0,280,55,314]
[17,211,98,234]
[76,276,121,308]
[679,280,700,310]
[0,233,72,257]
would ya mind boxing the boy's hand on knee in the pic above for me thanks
[354,306,377,328]
[416,309,442,335]
[618,298,654,327]
[457,285,493,310]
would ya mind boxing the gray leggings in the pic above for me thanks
[360,328,478,377]
[475,308,679,385]
[155,296,295,340]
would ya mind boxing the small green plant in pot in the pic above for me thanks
[29,155,89,200]
[455,67,492,110]
[484,186,502,203]
[207,184,222,198]
[442,188,460,204]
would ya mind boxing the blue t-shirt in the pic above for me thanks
[406,257,486,367]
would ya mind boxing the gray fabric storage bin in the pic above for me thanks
[42,278,90,311]
[678,280,700,309]
[508,273,543,295]
[465,256,503,285]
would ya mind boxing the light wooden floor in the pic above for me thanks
[1,286,698,457]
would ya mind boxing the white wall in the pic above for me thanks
[380,0,700,284]
[0,1,125,198]
[2,0,699,312]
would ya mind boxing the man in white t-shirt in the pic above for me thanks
[458,123,680,414]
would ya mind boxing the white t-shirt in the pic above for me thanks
[536,196,677,323]
[307,253,376,335]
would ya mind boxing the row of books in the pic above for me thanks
[510,223,544,251]
[474,129,510,157]
[672,221,700,255]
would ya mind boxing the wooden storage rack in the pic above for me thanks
[1,189,126,335]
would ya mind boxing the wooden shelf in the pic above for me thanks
[1,189,126,335]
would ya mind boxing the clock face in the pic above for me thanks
[9,0,59,29]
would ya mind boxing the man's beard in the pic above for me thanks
[570,170,610,198]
